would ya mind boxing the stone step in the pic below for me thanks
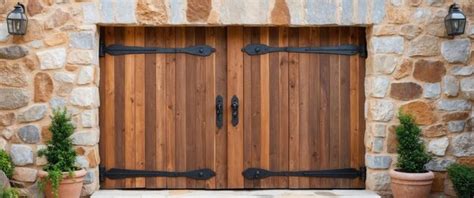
[92,190,380,198]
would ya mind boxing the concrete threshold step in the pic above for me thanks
[92,190,380,198]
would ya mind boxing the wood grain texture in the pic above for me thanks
[99,27,366,189]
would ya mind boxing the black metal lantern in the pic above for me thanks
[445,4,466,36]
[6,3,28,35]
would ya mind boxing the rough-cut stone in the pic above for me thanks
[44,32,68,47]
[54,72,76,83]
[69,31,95,50]
[186,0,212,22]
[44,9,71,30]
[34,72,53,103]
[450,66,473,76]
[27,0,44,16]
[0,112,15,127]
[425,158,455,171]
[17,104,47,123]
[399,24,422,40]
[372,25,397,36]
[0,88,29,110]
[87,149,99,168]
[0,171,10,189]
[423,83,440,99]
[0,62,27,87]
[70,87,100,108]
[412,8,431,23]
[13,167,37,182]
[37,48,67,70]
[451,132,474,157]
[10,144,33,166]
[1,128,14,140]
[386,125,397,154]
[41,127,51,143]
[442,112,470,122]
[82,3,100,24]
[436,100,471,111]
[306,0,337,24]
[19,19,44,42]
[18,125,41,144]
[441,39,471,63]
[371,36,404,54]
[368,100,394,122]
[366,154,392,169]
[0,23,8,42]
[442,75,459,97]
[81,110,97,128]
[408,35,439,57]
[84,170,95,184]
[448,121,465,133]
[115,0,137,23]
[423,124,447,138]
[457,157,474,166]
[460,77,474,93]
[0,138,6,150]
[389,82,422,101]
[373,54,400,74]
[372,124,386,137]
[75,156,89,169]
[0,46,28,60]
[56,82,74,97]
[372,137,384,153]
[77,67,94,85]
[400,101,436,125]
[35,145,47,166]
[392,59,412,80]
[413,60,446,83]
[428,137,449,156]
[49,97,66,109]
[369,77,389,98]
[366,171,390,191]
[71,130,99,146]
[67,50,93,65]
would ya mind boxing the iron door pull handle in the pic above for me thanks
[216,95,224,129]
[231,96,239,127]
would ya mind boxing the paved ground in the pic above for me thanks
[92,190,380,198]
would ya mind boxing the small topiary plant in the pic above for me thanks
[0,150,14,178]
[395,112,432,173]
[447,163,474,198]
[38,108,78,198]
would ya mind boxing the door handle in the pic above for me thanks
[231,95,239,127]
[216,95,224,129]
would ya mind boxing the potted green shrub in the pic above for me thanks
[37,109,86,198]
[447,163,474,198]
[389,112,433,198]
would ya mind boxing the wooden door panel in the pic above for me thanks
[240,27,366,189]
[100,27,227,189]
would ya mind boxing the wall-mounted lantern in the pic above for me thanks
[6,3,28,35]
[445,4,466,37]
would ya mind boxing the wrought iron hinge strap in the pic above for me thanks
[100,43,216,57]
[242,167,366,180]
[99,165,215,181]
[242,44,367,58]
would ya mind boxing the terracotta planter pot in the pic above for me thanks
[37,169,86,198]
[389,169,434,198]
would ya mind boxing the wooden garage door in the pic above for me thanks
[99,27,366,189]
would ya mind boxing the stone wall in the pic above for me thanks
[0,0,472,197]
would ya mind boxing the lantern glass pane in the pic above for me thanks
[7,12,23,20]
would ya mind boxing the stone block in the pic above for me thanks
[0,46,28,60]
[69,87,100,108]
[37,48,67,70]
[13,167,37,182]
[372,36,404,54]
[69,31,95,50]
[442,75,459,97]
[10,145,33,166]
[71,130,99,146]
[18,125,40,144]
[369,76,390,98]
[423,83,441,99]
[428,137,449,156]
[441,39,471,63]
[17,104,47,123]
[451,132,474,157]
[436,100,471,111]
[368,100,394,122]
[0,88,29,110]
[447,121,465,133]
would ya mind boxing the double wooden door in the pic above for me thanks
[99,27,366,189]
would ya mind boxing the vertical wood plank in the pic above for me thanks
[339,27,351,187]
[165,27,177,188]
[123,27,136,187]
[155,28,167,187]
[288,27,300,188]
[243,27,254,188]
[174,27,187,188]
[205,28,217,189]
[114,27,126,188]
[134,27,146,188]
[278,27,289,188]
[185,27,197,188]
[144,27,157,188]
[227,26,244,188]
[259,27,271,188]
[358,28,367,189]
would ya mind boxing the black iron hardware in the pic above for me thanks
[231,96,239,127]
[100,44,216,57]
[216,95,224,129]
[99,165,215,181]
[242,44,367,57]
[242,167,366,180]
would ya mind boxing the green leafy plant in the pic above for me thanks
[0,150,14,178]
[395,112,431,173]
[447,163,474,198]
[38,108,78,198]
[0,187,19,198]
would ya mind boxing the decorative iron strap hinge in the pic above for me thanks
[99,165,216,181]
[99,37,216,57]
[242,44,367,58]
[242,167,366,180]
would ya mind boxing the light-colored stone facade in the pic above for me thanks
[0,0,472,197]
